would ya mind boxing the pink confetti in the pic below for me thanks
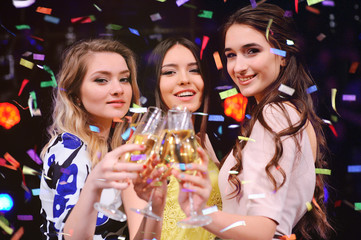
[26,149,42,165]
[17,215,33,221]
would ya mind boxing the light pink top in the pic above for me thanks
[219,103,315,237]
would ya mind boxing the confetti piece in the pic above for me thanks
[322,0,335,6]
[280,234,296,240]
[305,6,320,14]
[29,91,38,109]
[215,85,233,91]
[179,163,186,171]
[347,165,361,173]
[355,203,361,211]
[1,24,16,36]
[229,170,239,174]
[238,136,255,142]
[270,48,286,57]
[306,201,313,211]
[130,107,147,113]
[31,188,40,196]
[129,27,140,36]
[266,19,273,41]
[93,4,102,12]
[18,79,29,96]
[176,0,189,7]
[219,220,246,232]
[219,88,238,100]
[89,125,100,132]
[4,152,20,169]
[182,3,197,9]
[200,35,209,60]
[278,84,295,96]
[0,217,13,235]
[349,62,359,73]
[241,180,252,184]
[121,127,135,141]
[316,33,326,41]
[16,25,31,30]
[44,15,60,24]
[286,39,294,45]
[192,112,208,116]
[342,94,356,101]
[150,13,162,21]
[284,10,293,17]
[245,114,251,119]
[331,88,338,114]
[17,215,33,221]
[10,226,24,240]
[315,168,331,175]
[33,53,45,61]
[250,0,257,8]
[181,188,195,192]
[306,85,318,94]
[228,124,240,128]
[36,6,52,15]
[12,0,35,8]
[248,193,265,199]
[208,115,224,122]
[130,154,147,161]
[307,0,324,6]
[334,200,342,207]
[295,0,299,13]
[202,205,218,215]
[26,149,42,165]
[328,124,338,137]
[30,35,44,41]
[198,10,213,19]
[213,51,223,70]
[22,165,39,175]
[20,58,34,69]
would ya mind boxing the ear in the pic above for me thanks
[281,57,287,67]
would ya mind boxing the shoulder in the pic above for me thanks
[43,132,89,168]
[261,102,301,132]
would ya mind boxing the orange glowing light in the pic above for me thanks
[224,93,248,122]
[0,102,20,129]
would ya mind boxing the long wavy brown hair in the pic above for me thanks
[41,38,140,166]
[222,3,333,239]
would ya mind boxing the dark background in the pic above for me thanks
[0,0,361,239]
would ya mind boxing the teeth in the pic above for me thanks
[177,91,195,97]
[238,76,254,82]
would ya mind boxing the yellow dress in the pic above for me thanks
[161,159,222,240]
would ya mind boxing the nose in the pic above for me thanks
[233,56,248,74]
[110,80,124,96]
[177,70,190,85]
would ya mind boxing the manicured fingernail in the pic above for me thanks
[180,174,185,179]
[186,163,192,169]
[143,164,147,169]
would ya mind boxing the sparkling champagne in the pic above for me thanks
[126,134,157,163]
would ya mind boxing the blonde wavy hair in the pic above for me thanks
[41,38,140,166]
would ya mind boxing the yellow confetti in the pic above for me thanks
[266,19,273,41]
[229,170,239,174]
[315,168,331,175]
[0,216,13,235]
[20,58,34,69]
[213,51,223,70]
[22,165,39,175]
[219,88,238,100]
[306,201,312,211]
[238,136,255,142]
[331,88,339,115]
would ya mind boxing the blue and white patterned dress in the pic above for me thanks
[39,133,128,240]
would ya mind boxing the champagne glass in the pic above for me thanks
[167,107,212,228]
[126,106,166,221]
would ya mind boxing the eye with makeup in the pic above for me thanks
[119,76,130,83]
[189,67,200,74]
[225,51,236,59]
[245,48,260,56]
[161,70,176,76]
[94,78,108,83]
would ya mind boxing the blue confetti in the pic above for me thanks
[307,85,318,94]
[208,115,224,122]
[44,15,60,24]
[129,27,140,36]
[89,125,100,132]
[270,48,286,57]
[348,165,361,173]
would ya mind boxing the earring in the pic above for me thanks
[75,97,81,106]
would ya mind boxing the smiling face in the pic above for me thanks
[80,52,132,129]
[225,24,285,102]
[159,44,204,113]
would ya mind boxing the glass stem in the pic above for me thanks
[110,190,122,209]
[189,192,197,217]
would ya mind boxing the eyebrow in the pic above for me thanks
[224,43,262,52]
[90,69,130,76]
[161,62,198,68]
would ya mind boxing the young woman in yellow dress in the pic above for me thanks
[134,37,222,240]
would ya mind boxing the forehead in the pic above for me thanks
[162,44,196,64]
[85,52,128,71]
[225,24,269,48]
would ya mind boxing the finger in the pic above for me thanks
[180,183,210,199]
[109,143,146,159]
[197,147,209,166]
[106,171,140,181]
[113,162,146,172]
